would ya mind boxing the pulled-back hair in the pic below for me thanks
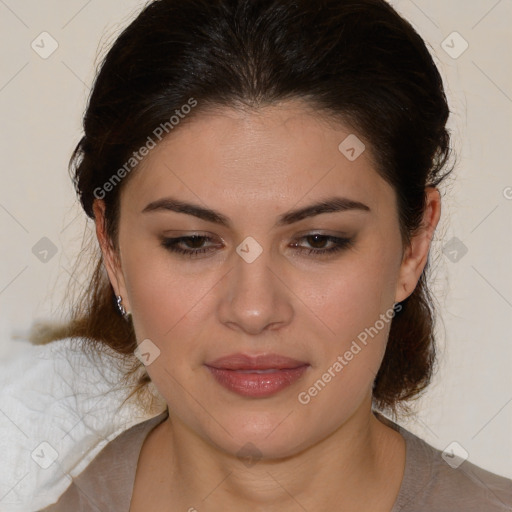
[31,0,453,418]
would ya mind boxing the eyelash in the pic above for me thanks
[160,234,354,258]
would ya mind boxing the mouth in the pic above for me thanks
[204,353,310,398]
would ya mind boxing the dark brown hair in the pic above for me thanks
[31,0,454,418]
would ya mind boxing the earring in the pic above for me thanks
[116,295,131,320]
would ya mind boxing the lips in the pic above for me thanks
[205,353,310,398]
[206,353,308,371]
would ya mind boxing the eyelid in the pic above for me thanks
[161,229,351,240]
[159,230,354,248]
[160,232,355,260]
[161,230,225,241]
[292,229,351,238]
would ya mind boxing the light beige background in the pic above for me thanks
[0,0,511,478]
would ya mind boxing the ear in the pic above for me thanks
[394,186,441,303]
[92,199,131,314]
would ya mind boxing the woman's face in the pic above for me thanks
[96,99,434,458]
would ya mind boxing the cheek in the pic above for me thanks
[311,248,399,342]
[299,242,400,398]
[122,243,225,364]
[122,244,188,334]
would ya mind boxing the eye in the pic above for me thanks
[161,235,217,258]
[160,233,353,259]
[290,234,354,256]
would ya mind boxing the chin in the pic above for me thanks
[202,410,315,461]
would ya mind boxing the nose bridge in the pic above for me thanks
[218,238,293,333]
[232,239,276,307]
[235,241,273,292]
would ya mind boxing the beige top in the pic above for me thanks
[40,410,512,511]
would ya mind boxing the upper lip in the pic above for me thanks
[205,353,309,370]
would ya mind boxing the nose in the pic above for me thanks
[217,244,294,335]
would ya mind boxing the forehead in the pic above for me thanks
[121,100,395,216]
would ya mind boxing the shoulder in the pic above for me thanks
[0,337,166,511]
[40,410,168,511]
[374,412,512,512]
[416,444,512,511]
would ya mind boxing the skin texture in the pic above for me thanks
[93,99,441,511]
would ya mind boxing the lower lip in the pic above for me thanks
[205,365,309,398]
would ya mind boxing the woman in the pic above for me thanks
[36,0,512,510]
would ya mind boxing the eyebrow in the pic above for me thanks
[141,195,370,228]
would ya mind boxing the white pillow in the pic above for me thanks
[0,337,166,512]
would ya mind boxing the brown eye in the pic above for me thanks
[290,234,354,256]
[161,235,218,257]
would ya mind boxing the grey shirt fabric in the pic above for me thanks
[40,409,512,511]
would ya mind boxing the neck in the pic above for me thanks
[139,395,405,512]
